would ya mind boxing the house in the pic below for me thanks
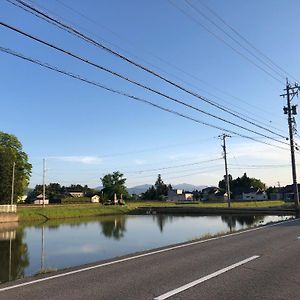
[269,193,283,200]
[33,194,49,205]
[241,187,268,201]
[280,184,300,201]
[201,187,228,202]
[167,189,194,202]
[91,195,100,203]
[17,195,27,203]
[68,191,84,198]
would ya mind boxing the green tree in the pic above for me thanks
[0,132,32,204]
[101,171,129,200]
[218,173,266,198]
[142,174,169,200]
[154,174,169,200]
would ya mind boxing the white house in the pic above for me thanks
[91,195,100,203]
[167,189,193,202]
[33,194,49,205]
[242,188,268,201]
[17,195,28,203]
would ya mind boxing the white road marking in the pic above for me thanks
[0,217,296,292]
[154,255,260,300]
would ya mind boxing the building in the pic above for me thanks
[17,195,28,203]
[241,187,268,201]
[201,187,228,202]
[280,184,300,201]
[167,189,194,202]
[33,194,49,205]
[91,195,100,203]
[68,191,84,198]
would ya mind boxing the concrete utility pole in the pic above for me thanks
[42,158,46,208]
[11,162,15,205]
[280,79,300,210]
[219,133,231,208]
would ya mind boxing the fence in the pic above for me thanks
[0,205,17,213]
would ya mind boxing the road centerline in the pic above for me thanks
[154,255,260,300]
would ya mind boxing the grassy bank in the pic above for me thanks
[17,200,287,222]
[17,204,131,222]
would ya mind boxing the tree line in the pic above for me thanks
[1,131,276,205]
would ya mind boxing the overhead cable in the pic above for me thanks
[0,21,289,144]
[4,0,288,138]
[197,0,299,82]
[168,0,284,84]
[0,45,290,152]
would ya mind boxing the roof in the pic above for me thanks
[202,187,219,194]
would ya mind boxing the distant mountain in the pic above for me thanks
[173,183,207,192]
[128,184,152,195]
[94,186,103,191]
[127,183,207,195]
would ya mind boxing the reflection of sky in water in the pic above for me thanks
[17,215,293,278]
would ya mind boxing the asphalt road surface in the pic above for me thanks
[0,217,299,300]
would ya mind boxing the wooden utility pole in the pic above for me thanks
[281,79,300,210]
[10,162,15,205]
[219,133,231,208]
[42,158,46,207]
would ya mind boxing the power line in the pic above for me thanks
[127,165,222,180]
[197,0,299,83]
[91,137,217,159]
[229,163,291,169]
[185,0,287,81]
[0,21,289,145]
[130,165,224,182]
[168,0,284,84]
[4,1,288,138]
[40,0,286,127]
[0,45,291,152]
[126,158,222,174]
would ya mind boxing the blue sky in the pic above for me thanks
[1,0,300,188]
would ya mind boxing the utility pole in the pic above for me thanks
[42,158,46,208]
[219,133,231,208]
[11,162,15,205]
[280,79,300,210]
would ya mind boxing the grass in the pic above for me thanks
[17,200,288,222]
[35,268,58,276]
[17,203,131,222]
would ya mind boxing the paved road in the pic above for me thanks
[0,218,299,300]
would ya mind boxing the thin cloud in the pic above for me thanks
[230,142,289,163]
[134,159,147,165]
[50,156,103,164]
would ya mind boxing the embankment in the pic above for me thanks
[0,213,19,223]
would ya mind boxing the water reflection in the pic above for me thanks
[221,215,265,231]
[0,223,29,283]
[154,215,174,232]
[0,214,293,284]
[99,216,127,240]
